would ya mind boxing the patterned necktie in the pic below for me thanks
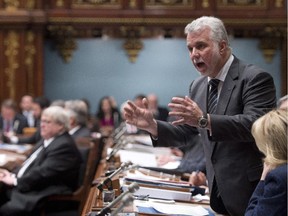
[208,79,220,114]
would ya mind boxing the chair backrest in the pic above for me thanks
[41,137,102,216]
[23,127,37,136]
[74,137,101,213]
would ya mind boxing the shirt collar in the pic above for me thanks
[69,125,80,135]
[44,137,54,148]
[208,54,234,83]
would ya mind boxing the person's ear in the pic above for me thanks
[219,40,227,55]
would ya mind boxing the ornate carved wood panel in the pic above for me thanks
[0,0,286,100]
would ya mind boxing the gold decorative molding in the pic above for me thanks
[129,0,137,8]
[202,0,209,8]
[275,0,283,8]
[258,26,282,63]
[4,0,20,11]
[121,27,144,63]
[25,31,36,94]
[145,0,195,8]
[56,0,65,7]
[26,0,36,9]
[72,0,121,8]
[218,0,267,8]
[48,17,286,26]
[48,25,77,63]
[4,31,19,99]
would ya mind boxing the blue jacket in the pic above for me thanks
[245,164,287,216]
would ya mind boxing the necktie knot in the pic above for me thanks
[209,79,220,88]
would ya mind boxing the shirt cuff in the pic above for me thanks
[11,174,17,186]
[10,136,19,144]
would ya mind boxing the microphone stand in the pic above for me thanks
[110,193,134,216]
[106,138,129,162]
[96,161,132,191]
[96,182,139,216]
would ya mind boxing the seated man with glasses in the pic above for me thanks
[0,106,82,216]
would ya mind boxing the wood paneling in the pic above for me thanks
[0,0,286,102]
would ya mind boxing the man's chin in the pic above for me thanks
[196,70,208,76]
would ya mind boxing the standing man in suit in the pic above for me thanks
[0,99,28,136]
[0,106,82,215]
[124,16,276,216]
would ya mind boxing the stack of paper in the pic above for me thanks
[134,200,210,216]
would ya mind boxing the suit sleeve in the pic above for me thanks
[152,121,199,148]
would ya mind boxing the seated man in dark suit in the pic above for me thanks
[151,131,206,182]
[0,106,82,216]
[65,100,91,139]
[147,94,169,121]
[7,96,51,145]
[0,99,28,136]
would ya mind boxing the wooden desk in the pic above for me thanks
[0,144,32,170]
[81,161,222,216]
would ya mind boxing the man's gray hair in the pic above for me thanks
[65,100,88,126]
[185,16,230,46]
[42,106,70,130]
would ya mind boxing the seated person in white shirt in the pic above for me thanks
[0,106,82,216]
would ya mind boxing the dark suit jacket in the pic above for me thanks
[177,133,206,173]
[71,126,91,140]
[0,114,28,135]
[155,107,169,121]
[0,132,82,215]
[245,164,287,216]
[153,56,276,216]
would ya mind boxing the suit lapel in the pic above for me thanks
[216,58,239,115]
[191,77,209,112]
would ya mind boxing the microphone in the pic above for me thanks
[111,122,126,141]
[97,182,139,216]
[110,193,134,216]
[96,161,132,191]
[106,138,129,162]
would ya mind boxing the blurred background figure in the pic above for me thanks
[19,95,35,128]
[0,99,28,136]
[50,99,66,108]
[147,93,169,121]
[8,96,51,145]
[94,96,121,136]
[133,94,146,109]
[31,96,51,129]
[65,100,91,140]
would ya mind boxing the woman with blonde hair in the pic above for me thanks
[245,109,287,216]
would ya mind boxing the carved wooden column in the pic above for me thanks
[0,0,45,103]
